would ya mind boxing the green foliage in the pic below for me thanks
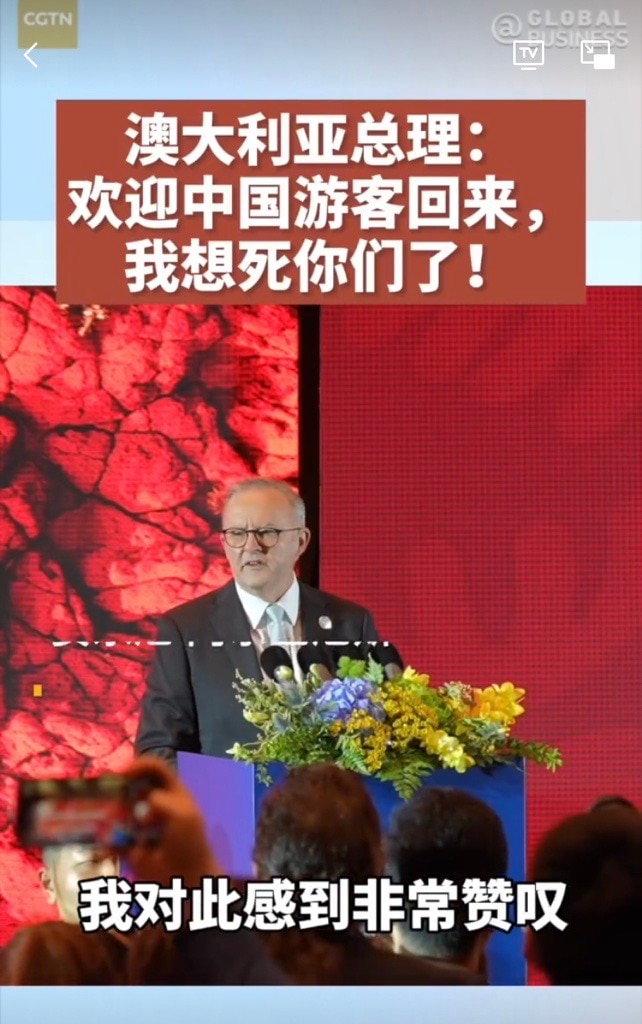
[365,656,385,684]
[229,665,563,799]
[245,724,334,768]
[336,655,368,679]
[376,752,441,800]
[335,732,372,776]
[505,739,564,770]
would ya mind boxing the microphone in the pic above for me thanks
[260,645,294,683]
[370,642,404,680]
[297,643,335,682]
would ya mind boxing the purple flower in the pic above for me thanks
[312,677,383,723]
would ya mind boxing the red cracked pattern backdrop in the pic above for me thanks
[0,288,299,942]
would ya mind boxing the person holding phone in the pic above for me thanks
[7,758,289,986]
[111,757,291,986]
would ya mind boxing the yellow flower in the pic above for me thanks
[435,734,475,773]
[471,682,525,727]
[400,667,418,682]
[345,711,391,772]
[418,726,443,755]
[378,684,440,754]
[345,710,379,733]
[399,668,432,689]
[331,674,522,778]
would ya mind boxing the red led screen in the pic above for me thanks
[320,289,642,872]
[0,289,299,942]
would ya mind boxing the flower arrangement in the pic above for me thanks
[228,654,563,799]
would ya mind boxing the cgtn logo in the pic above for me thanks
[18,0,77,48]
[23,10,74,26]
[492,9,629,48]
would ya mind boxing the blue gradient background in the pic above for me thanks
[0,986,641,1023]
[1,0,641,284]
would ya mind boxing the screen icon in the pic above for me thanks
[23,42,38,67]
[580,40,615,70]
[513,40,545,71]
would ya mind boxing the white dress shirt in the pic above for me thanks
[234,576,303,679]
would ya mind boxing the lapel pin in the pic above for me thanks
[319,616,332,630]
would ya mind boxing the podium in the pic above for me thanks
[178,752,526,985]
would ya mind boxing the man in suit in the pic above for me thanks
[386,788,507,981]
[527,806,642,986]
[135,478,379,765]
[250,763,481,985]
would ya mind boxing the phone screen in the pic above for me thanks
[16,776,156,849]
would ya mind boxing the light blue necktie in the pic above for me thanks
[264,603,288,646]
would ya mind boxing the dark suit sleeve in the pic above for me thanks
[361,609,380,642]
[135,615,200,766]
[173,927,291,985]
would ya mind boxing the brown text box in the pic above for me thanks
[56,101,585,305]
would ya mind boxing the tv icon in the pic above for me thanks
[580,40,615,70]
[513,40,545,71]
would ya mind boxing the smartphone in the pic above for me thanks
[16,773,162,849]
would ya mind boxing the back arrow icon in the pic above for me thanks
[24,43,38,68]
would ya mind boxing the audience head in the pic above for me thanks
[528,806,642,985]
[253,764,383,984]
[40,845,120,924]
[221,478,310,601]
[589,794,637,814]
[0,921,124,985]
[386,787,508,974]
[254,762,383,883]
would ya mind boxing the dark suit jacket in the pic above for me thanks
[163,927,290,986]
[330,935,482,985]
[228,881,481,987]
[135,580,379,763]
[159,930,480,987]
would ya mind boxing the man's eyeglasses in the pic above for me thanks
[221,527,301,549]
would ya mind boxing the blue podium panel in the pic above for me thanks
[178,752,260,879]
[178,753,526,985]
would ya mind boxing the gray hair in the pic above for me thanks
[224,478,306,526]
